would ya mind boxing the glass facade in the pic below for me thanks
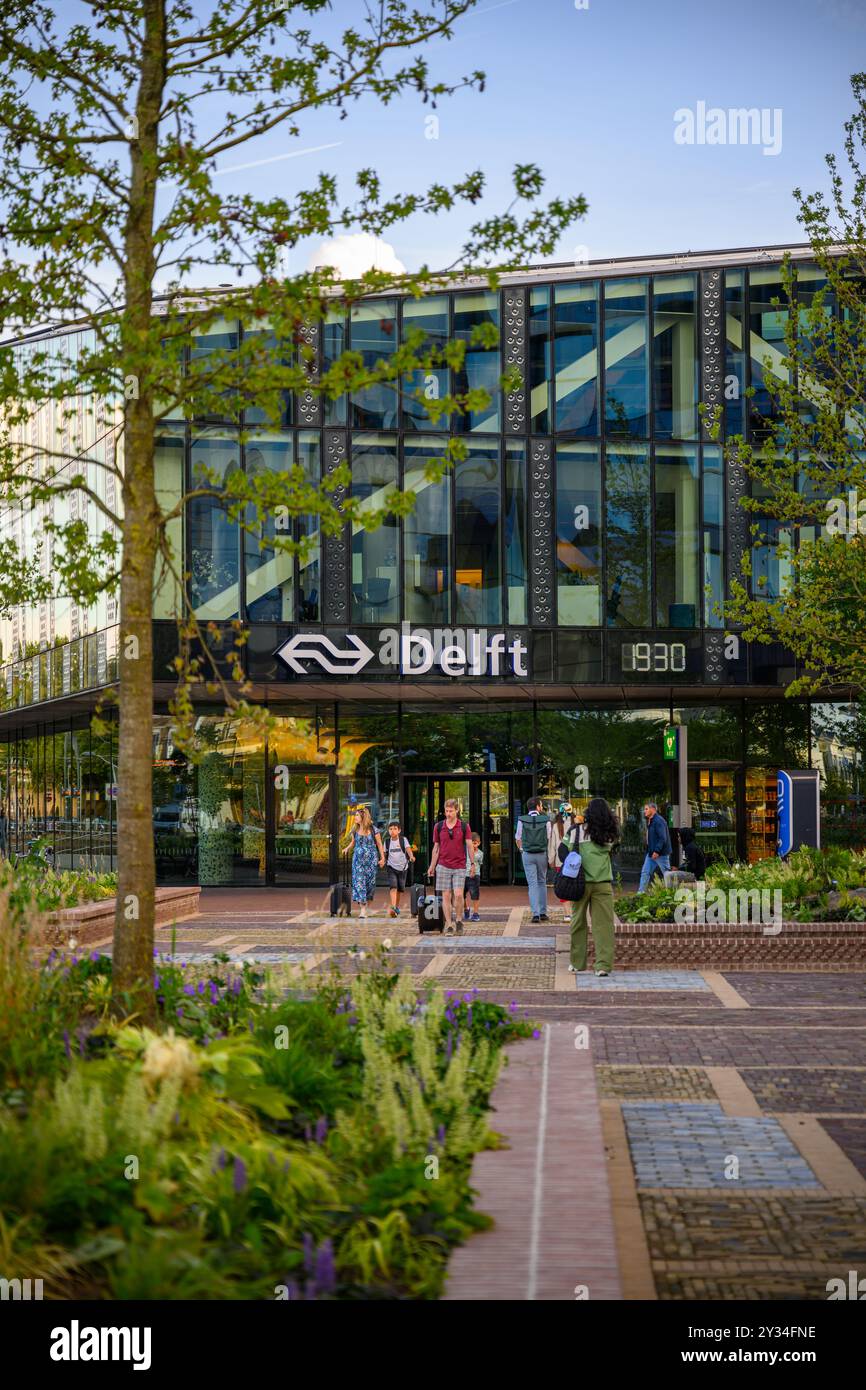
[1,251,858,882]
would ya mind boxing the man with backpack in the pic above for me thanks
[515,796,552,922]
[427,798,474,935]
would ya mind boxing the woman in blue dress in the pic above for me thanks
[350,807,385,918]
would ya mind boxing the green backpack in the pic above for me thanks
[519,814,548,854]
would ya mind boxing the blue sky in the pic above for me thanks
[208,0,863,274]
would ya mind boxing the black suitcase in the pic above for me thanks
[410,882,426,915]
[417,892,446,933]
[329,882,351,917]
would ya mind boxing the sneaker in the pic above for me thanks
[539,913,549,922]
[470,912,480,923]
[393,906,401,916]
[444,923,455,935]
[455,921,464,935]
[531,914,541,923]
[595,968,610,978]
[568,964,586,973]
[388,907,398,918]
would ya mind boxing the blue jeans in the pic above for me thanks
[639,853,670,892]
[522,851,549,917]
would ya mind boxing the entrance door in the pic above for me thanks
[270,766,334,885]
[402,774,531,884]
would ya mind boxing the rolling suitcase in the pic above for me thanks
[410,882,426,915]
[416,891,446,933]
[329,849,352,917]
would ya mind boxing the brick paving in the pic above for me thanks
[138,894,866,1299]
[818,1120,866,1179]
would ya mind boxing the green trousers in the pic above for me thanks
[570,880,615,972]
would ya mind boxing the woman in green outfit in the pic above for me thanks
[566,797,619,978]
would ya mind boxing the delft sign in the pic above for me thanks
[275,625,530,679]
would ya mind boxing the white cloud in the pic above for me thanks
[306,233,406,278]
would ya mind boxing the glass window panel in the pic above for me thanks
[453,290,501,433]
[751,474,793,600]
[189,432,241,619]
[455,440,501,624]
[243,432,295,622]
[529,286,550,434]
[554,281,599,435]
[655,443,699,628]
[748,266,790,439]
[323,306,347,426]
[505,440,527,624]
[724,270,746,438]
[404,436,451,623]
[350,299,398,429]
[351,433,399,623]
[605,442,650,626]
[653,273,697,440]
[556,442,602,626]
[702,445,725,628]
[297,431,321,621]
[153,431,185,620]
[189,317,239,421]
[243,320,291,427]
[604,278,649,437]
[402,295,449,430]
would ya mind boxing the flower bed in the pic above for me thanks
[1,848,117,916]
[0,910,534,1300]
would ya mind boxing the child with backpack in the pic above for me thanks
[385,820,415,917]
[464,832,483,922]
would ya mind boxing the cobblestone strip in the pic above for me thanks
[598,1100,657,1299]
[705,1067,764,1117]
[775,1115,866,1196]
[700,971,751,1009]
[443,1025,622,1300]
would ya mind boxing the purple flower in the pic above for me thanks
[437,1123,446,1146]
[153,975,161,989]
[532,1028,542,1039]
[197,981,206,995]
[233,1156,247,1194]
[176,1006,184,1019]
[62,1029,71,1060]
[314,1239,336,1295]
[90,951,100,962]
[217,1148,228,1169]
[231,977,242,996]
[509,1001,518,1013]
[314,1116,328,1144]
[463,993,473,1004]
[183,983,195,996]
[71,955,78,966]
[153,948,159,958]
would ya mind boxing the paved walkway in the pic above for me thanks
[128,891,866,1299]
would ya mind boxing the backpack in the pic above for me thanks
[553,847,585,902]
[386,833,409,870]
[519,814,548,854]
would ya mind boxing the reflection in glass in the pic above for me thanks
[529,286,550,433]
[189,432,241,619]
[724,270,746,438]
[243,432,294,622]
[556,442,601,626]
[505,441,527,624]
[702,445,724,627]
[350,300,398,429]
[453,291,500,433]
[189,317,239,421]
[404,436,451,623]
[605,443,650,626]
[351,433,399,623]
[402,296,449,429]
[154,431,185,620]
[655,444,699,627]
[604,278,649,436]
[653,273,697,439]
[554,281,598,434]
[323,305,347,425]
[748,266,789,438]
[296,431,321,621]
[456,441,501,623]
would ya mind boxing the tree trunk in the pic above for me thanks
[111,0,166,1019]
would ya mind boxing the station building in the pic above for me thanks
[0,243,862,885]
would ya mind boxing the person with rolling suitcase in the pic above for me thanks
[427,797,474,935]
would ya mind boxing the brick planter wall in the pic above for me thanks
[47,886,201,947]
[604,920,866,969]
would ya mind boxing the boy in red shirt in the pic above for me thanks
[427,797,474,935]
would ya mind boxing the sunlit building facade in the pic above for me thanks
[0,244,862,884]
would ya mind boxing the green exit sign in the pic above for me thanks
[663,726,678,760]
